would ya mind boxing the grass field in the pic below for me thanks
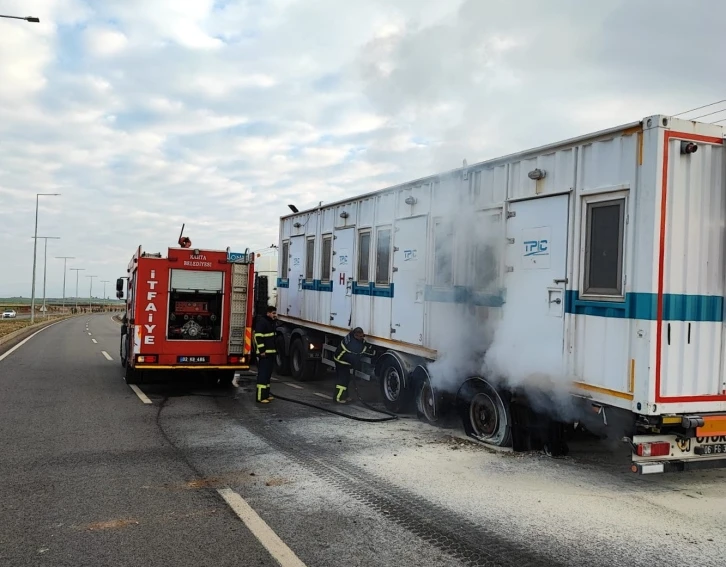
[0,320,33,339]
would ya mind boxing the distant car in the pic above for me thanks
[2,309,17,319]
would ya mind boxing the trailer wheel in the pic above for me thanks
[290,338,317,381]
[416,376,438,423]
[274,334,291,376]
[457,378,512,448]
[379,358,413,413]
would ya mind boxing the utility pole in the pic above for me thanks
[56,256,75,312]
[32,236,60,319]
[101,280,110,311]
[70,268,84,311]
[86,275,97,312]
[30,193,60,322]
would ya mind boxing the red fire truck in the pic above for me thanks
[116,237,255,387]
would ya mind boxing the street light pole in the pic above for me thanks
[56,256,75,312]
[30,193,60,323]
[70,268,84,311]
[86,275,97,312]
[31,236,60,319]
[101,280,109,310]
[0,14,40,22]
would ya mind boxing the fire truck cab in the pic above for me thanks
[117,244,255,387]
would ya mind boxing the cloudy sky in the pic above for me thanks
[1,0,724,299]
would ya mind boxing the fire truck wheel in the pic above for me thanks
[290,338,317,381]
[124,365,143,385]
[217,370,236,387]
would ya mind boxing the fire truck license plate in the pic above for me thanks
[695,443,726,456]
[178,356,209,363]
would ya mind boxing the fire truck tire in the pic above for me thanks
[289,338,317,381]
[217,370,236,387]
[274,335,291,376]
[124,365,143,386]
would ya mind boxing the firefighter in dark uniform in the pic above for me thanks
[254,305,278,403]
[333,327,373,403]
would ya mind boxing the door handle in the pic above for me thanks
[550,298,561,304]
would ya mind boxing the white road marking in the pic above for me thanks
[313,392,332,400]
[87,332,92,336]
[92,339,98,344]
[101,351,113,361]
[129,385,153,405]
[283,382,304,389]
[0,321,63,363]
[217,488,307,567]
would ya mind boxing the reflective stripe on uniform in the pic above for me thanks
[336,385,347,401]
[334,342,351,364]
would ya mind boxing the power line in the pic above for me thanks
[712,117,726,125]
[690,108,726,121]
[673,99,726,117]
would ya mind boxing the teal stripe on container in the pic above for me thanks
[566,291,723,322]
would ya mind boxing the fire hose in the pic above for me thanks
[239,367,402,423]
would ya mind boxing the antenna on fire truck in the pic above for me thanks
[178,224,192,248]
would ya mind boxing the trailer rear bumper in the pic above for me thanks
[630,432,726,474]
[633,457,726,474]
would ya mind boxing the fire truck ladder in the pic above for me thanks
[228,262,250,356]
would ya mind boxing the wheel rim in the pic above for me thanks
[420,380,437,422]
[384,368,401,401]
[469,392,499,439]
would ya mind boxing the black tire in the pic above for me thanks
[456,377,512,448]
[217,370,236,387]
[415,376,439,424]
[124,364,143,385]
[290,338,317,381]
[120,335,128,368]
[378,357,413,413]
[273,334,291,376]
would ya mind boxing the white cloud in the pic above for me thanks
[0,0,725,298]
[84,27,128,57]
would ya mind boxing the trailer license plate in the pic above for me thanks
[178,356,209,363]
[695,443,726,456]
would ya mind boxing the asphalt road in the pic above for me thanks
[2,314,725,567]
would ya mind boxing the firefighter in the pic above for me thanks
[254,305,278,403]
[333,327,373,403]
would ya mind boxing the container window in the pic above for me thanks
[584,198,625,296]
[357,231,371,283]
[321,235,332,282]
[305,237,315,281]
[281,241,289,278]
[375,228,392,286]
[433,219,454,287]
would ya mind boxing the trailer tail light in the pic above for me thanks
[228,355,246,364]
[636,441,671,457]
[136,354,158,363]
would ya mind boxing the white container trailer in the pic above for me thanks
[274,114,726,474]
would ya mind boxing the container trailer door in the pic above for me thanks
[287,235,305,318]
[391,215,428,345]
[330,227,354,327]
[502,194,569,375]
